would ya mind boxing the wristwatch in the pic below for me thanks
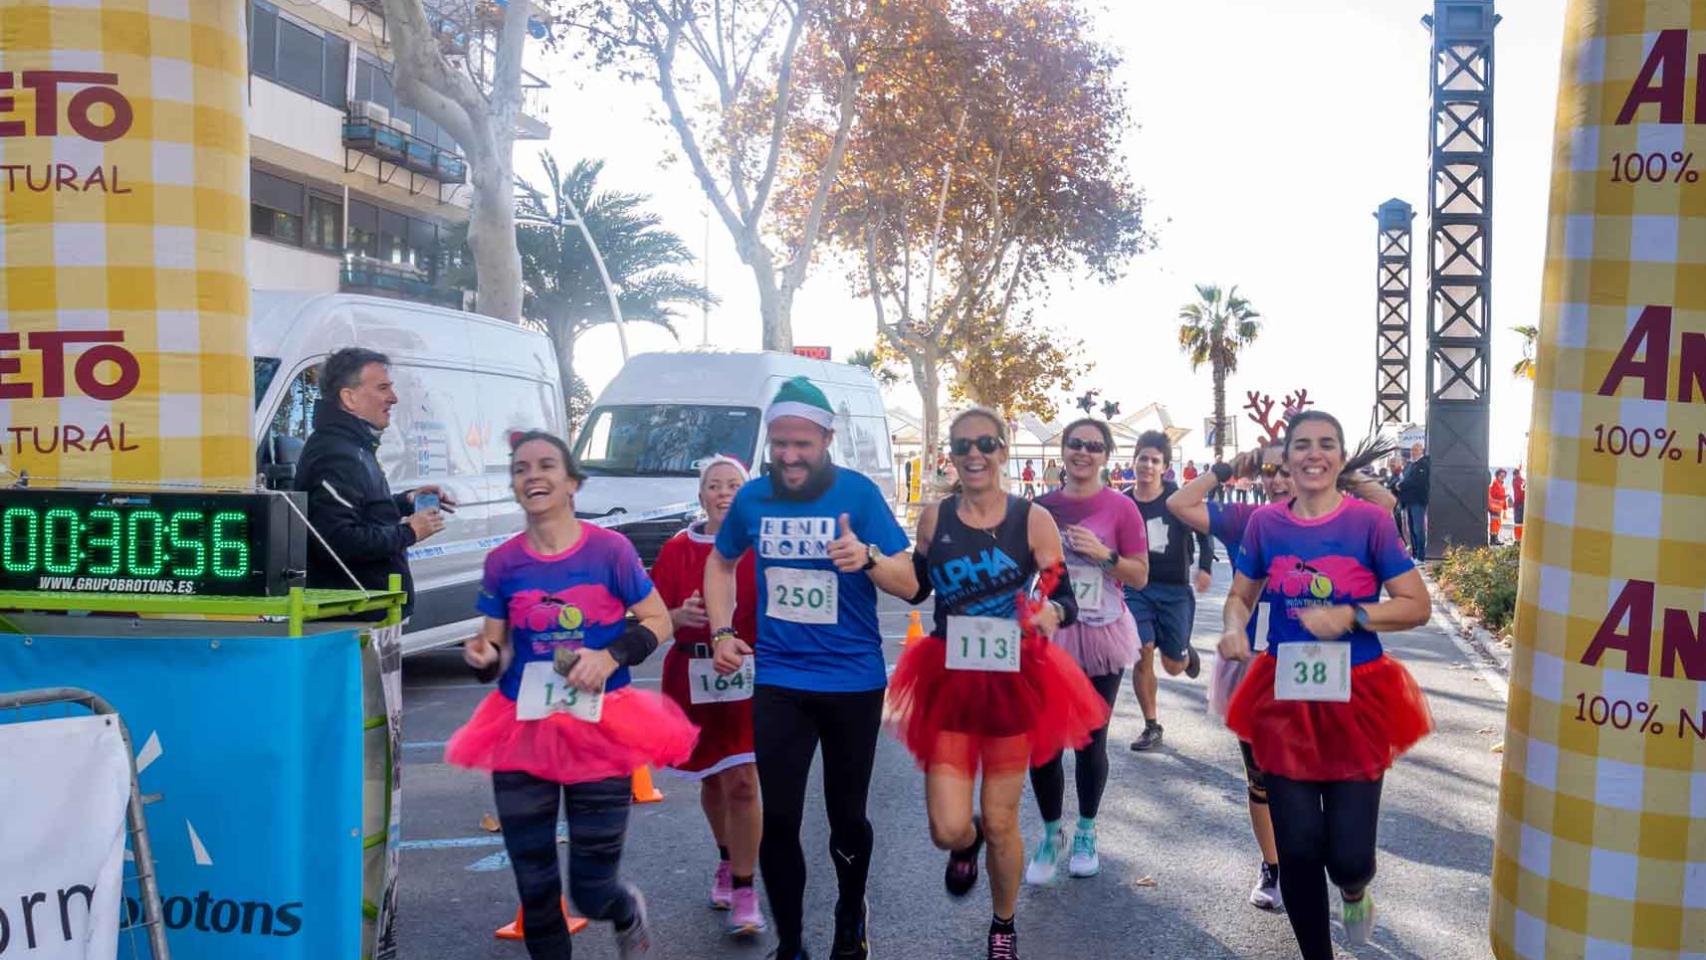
[1351,604,1370,630]
[1098,551,1119,570]
[863,543,882,571]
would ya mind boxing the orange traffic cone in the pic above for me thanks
[495,897,588,940]
[631,765,664,803]
[904,610,925,647]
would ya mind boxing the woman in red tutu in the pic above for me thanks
[887,408,1107,960]
[448,430,698,960]
[1218,411,1434,959]
[654,456,766,936]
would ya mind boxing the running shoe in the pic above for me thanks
[614,884,652,958]
[1249,862,1282,911]
[710,861,733,910]
[830,898,869,960]
[1184,646,1202,679]
[945,816,984,897]
[1341,891,1375,945]
[1024,826,1066,885]
[728,886,768,937]
[1068,828,1100,878]
[1131,721,1164,752]
[987,925,1019,960]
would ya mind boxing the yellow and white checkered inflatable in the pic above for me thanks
[1492,2,1706,956]
[0,0,250,490]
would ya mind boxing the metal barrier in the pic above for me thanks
[0,686,171,960]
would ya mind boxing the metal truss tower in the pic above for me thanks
[1375,199,1416,426]
[1422,1,1499,555]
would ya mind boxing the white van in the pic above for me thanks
[571,350,895,563]
[251,291,567,655]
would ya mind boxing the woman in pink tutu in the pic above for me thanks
[448,430,698,960]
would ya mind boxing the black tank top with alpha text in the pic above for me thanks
[927,494,1037,637]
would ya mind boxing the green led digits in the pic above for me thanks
[127,510,165,576]
[2,507,39,574]
[169,511,207,577]
[211,511,250,578]
[86,509,121,575]
[42,509,82,575]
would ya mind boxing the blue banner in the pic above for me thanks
[0,631,364,959]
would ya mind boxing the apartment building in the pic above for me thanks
[245,0,548,307]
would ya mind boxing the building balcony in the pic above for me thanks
[341,256,466,309]
[343,109,468,186]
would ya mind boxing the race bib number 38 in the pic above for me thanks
[945,615,1021,673]
[689,656,755,704]
[516,660,605,722]
[767,567,838,624]
[1066,564,1104,610]
[1274,641,1351,703]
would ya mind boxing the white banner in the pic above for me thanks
[0,713,131,960]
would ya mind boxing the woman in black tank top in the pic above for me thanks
[887,409,1112,960]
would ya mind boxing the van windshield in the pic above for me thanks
[574,405,760,477]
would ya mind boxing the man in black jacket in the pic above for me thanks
[1396,442,1431,560]
[295,347,452,619]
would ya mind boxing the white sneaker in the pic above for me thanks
[1024,827,1065,885]
[1067,828,1100,878]
[1249,862,1282,911]
[1341,890,1375,945]
[614,884,651,958]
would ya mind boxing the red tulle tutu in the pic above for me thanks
[660,646,756,778]
[886,634,1111,776]
[1226,653,1433,782]
[445,686,700,785]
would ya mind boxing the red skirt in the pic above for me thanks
[886,634,1111,776]
[445,686,699,786]
[1226,653,1433,782]
[660,646,756,778]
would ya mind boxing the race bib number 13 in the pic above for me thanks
[768,567,838,624]
[945,615,1021,673]
[1274,641,1351,703]
[516,660,605,722]
[1066,564,1104,610]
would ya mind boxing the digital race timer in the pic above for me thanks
[0,490,306,597]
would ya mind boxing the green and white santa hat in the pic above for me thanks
[766,375,835,429]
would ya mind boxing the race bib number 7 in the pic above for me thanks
[1274,641,1351,702]
[516,659,605,722]
[767,567,838,624]
[945,615,1021,673]
[1066,564,1104,610]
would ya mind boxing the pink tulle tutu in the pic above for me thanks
[445,686,700,785]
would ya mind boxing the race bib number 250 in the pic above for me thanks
[767,567,838,624]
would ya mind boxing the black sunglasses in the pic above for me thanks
[1065,438,1107,454]
[951,435,1006,456]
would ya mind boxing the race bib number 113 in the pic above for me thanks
[945,615,1021,673]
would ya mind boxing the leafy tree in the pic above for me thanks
[792,0,1147,459]
[1512,324,1538,380]
[847,347,901,387]
[514,152,715,416]
[563,0,885,349]
[1177,283,1262,462]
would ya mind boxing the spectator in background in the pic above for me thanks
[1512,467,1526,544]
[296,347,453,619]
[1488,468,1509,545]
[1182,461,1199,483]
[1022,459,1038,499]
[1396,443,1431,560]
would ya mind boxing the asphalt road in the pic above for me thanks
[396,566,1505,960]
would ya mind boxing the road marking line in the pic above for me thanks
[404,740,448,749]
[467,851,511,872]
[399,836,506,851]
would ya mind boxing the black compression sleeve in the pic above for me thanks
[1196,529,1214,573]
[907,552,934,606]
[605,622,661,667]
[1047,564,1079,628]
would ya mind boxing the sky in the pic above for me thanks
[526,0,1565,468]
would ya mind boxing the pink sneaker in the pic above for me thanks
[709,861,733,910]
[727,886,768,937]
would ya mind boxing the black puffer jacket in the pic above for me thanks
[294,400,417,619]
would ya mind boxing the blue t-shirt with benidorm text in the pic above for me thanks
[715,467,909,692]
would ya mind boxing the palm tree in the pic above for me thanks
[847,347,901,387]
[1177,283,1262,461]
[1512,325,1538,380]
[512,152,715,426]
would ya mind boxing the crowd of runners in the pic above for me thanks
[442,374,1438,960]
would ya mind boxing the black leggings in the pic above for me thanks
[752,684,885,953]
[1267,774,1384,960]
[1029,670,1122,822]
[492,772,635,960]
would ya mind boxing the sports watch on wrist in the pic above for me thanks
[1351,604,1370,630]
[863,543,882,571]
